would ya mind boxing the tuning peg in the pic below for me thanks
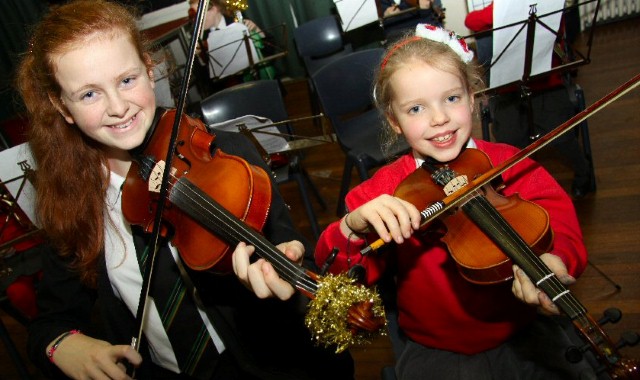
[616,331,640,349]
[347,264,366,283]
[565,345,585,363]
[597,308,622,326]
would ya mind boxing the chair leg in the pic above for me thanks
[292,172,321,240]
[574,87,596,192]
[481,104,491,141]
[337,159,355,216]
[301,168,327,210]
[354,155,370,181]
[307,80,324,132]
[0,313,32,379]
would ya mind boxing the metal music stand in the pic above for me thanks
[466,0,600,140]
[333,0,379,32]
[205,22,288,82]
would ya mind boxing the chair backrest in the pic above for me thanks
[293,15,354,76]
[311,48,385,137]
[199,79,291,135]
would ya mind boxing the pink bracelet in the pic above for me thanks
[47,330,81,363]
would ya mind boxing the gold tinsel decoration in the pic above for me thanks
[224,0,248,13]
[305,273,387,353]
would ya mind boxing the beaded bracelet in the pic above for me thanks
[47,330,81,363]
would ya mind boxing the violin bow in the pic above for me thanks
[362,72,640,255]
[129,0,210,357]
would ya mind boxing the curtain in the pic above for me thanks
[0,0,48,121]
[243,0,337,78]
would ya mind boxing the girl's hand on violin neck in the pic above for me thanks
[511,253,576,316]
[49,333,141,380]
[343,195,421,244]
[232,241,304,300]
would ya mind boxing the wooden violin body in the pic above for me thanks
[122,109,271,272]
[393,148,639,378]
[122,109,386,351]
[395,148,552,284]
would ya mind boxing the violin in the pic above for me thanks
[372,147,639,378]
[121,108,386,352]
[394,148,552,284]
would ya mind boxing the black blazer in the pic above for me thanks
[28,114,353,379]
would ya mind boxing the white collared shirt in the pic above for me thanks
[414,138,477,168]
[104,171,225,373]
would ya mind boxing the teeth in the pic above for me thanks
[432,133,452,142]
[114,117,133,129]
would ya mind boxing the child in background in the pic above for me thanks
[315,24,594,379]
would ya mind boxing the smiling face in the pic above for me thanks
[388,58,474,163]
[52,32,156,171]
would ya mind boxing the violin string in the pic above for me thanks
[469,191,586,318]
[469,191,631,373]
[426,163,586,318]
[132,158,312,290]
[132,158,318,294]
[472,195,628,367]
[171,177,319,294]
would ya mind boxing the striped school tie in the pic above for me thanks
[134,229,218,380]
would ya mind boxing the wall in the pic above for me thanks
[442,0,472,35]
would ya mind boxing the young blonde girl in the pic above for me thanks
[315,24,594,379]
[17,1,352,379]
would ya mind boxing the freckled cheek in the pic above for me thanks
[65,104,102,130]
[140,87,157,109]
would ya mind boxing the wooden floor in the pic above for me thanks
[1,17,639,380]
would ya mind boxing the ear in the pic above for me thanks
[144,54,156,89]
[148,68,156,90]
[387,112,403,135]
[469,91,475,112]
[48,93,75,125]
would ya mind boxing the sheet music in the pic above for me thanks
[0,143,38,226]
[206,23,260,79]
[490,0,564,88]
[334,0,379,32]
[208,115,290,154]
[467,0,493,12]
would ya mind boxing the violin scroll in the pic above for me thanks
[347,300,387,334]
[306,273,387,353]
[568,309,640,379]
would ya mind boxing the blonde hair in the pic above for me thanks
[373,33,485,156]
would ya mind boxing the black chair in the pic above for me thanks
[293,15,354,131]
[293,15,354,76]
[199,80,326,239]
[481,82,596,194]
[311,48,409,215]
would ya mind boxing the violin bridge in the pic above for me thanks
[149,160,177,193]
[442,175,468,196]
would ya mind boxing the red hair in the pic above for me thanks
[15,0,153,287]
